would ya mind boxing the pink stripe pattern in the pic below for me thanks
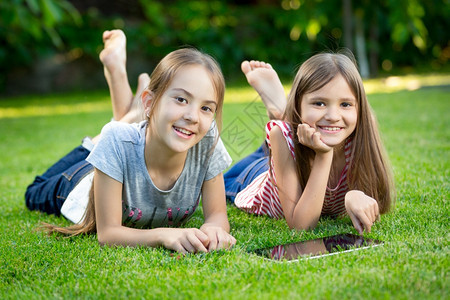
[234,120,352,219]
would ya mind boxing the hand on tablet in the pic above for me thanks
[345,190,380,234]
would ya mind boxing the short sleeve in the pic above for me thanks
[205,137,232,180]
[265,120,296,159]
[86,122,124,183]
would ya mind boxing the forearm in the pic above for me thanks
[291,152,333,230]
[97,225,166,247]
[201,173,231,233]
[202,213,230,233]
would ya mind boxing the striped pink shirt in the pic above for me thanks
[234,120,353,219]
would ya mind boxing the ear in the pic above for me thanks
[141,89,154,117]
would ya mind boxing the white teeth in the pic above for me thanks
[175,127,193,135]
[322,126,341,131]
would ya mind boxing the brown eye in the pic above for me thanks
[202,106,214,113]
[175,97,187,104]
[341,102,352,107]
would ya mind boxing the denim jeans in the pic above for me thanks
[224,143,269,203]
[25,145,93,215]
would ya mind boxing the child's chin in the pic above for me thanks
[323,140,345,148]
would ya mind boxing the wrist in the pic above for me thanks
[152,228,161,246]
[201,223,219,230]
[153,227,170,246]
[347,190,365,197]
[201,222,229,233]
[314,151,333,166]
[345,191,366,207]
[314,146,333,155]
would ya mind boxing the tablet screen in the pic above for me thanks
[250,233,383,261]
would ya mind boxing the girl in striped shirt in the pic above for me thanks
[224,53,395,234]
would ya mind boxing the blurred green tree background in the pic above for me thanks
[1,0,448,95]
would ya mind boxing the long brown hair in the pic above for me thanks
[284,52,395,213]
[42,48,225,236]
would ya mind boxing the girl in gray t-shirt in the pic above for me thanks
[25,29,236,254]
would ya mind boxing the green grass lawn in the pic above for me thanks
[0,75,449,299]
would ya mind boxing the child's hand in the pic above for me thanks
[297,123,332,153]
[161,228,210,254]
[200,224,236,251]
[345,190,380,234]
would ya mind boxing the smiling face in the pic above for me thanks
[145,64,217,154]
[300,74,358,148]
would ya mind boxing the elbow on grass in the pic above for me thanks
[96,228,120,247]
[287,218,319,232]
[96,232,109,246]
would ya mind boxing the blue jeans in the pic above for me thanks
[25,145,93,215]
[224,143,269,203]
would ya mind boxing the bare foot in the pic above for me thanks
[119,73,150,123]
[100,30,127,75]
[99,29,133,121]
[241,60,286,119]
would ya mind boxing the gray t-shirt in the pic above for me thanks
[86,120,231,228]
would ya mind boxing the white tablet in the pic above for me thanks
[250,233,383,262]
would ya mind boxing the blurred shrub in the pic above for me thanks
[1,0,448,94]
[0,0,81,85]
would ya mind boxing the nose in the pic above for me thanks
[183,106,199,123]
[324,106,340,122]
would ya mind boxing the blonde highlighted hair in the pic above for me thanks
[284,51,395,213]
